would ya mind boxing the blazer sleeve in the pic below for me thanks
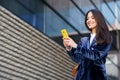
[67,47,81,63]
[66,37,88,63]
[67,37,112,61]
[77,37,113,60]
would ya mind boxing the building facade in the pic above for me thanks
[0,0,120,80]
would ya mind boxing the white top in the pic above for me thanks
[90,33,96,45]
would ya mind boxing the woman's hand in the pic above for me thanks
[63,37,77,50]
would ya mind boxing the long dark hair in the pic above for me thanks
[85,9,111,44]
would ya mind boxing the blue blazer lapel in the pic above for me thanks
[86,36,90,49]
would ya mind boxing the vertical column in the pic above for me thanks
[115,0,120,80]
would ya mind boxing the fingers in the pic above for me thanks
[63,37,70,47]
[63,40,69,46]
[62,37,77,48]
[62,37,70,40]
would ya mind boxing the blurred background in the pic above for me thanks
[0,0,120,80]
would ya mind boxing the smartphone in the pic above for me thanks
[61,29,69,38]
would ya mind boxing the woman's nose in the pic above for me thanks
[87,19,91,24]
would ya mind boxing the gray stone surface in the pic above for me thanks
[0,6,75,80]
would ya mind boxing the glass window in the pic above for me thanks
[45,7,76,37]
[101,2,115,26]
[0,0,45,32]
[117,1,120,22]
[1,0,119,43]
[45,0,88,35]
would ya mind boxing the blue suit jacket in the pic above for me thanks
[67,36,112,80]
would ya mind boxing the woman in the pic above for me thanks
[63,9,112,80]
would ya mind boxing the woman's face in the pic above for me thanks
[86,12,97,32]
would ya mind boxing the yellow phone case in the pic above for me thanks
[61,29,69,38]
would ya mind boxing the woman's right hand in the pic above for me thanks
[63,37,77,50]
